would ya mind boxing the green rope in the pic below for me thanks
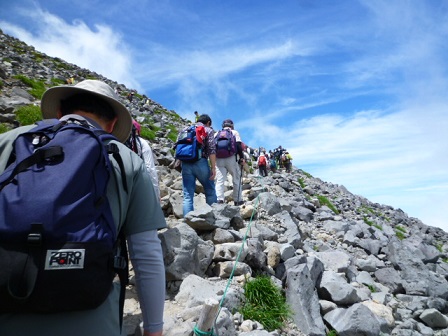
[212,174,266,327]
[193,325,214,336]
[192,173,267,336]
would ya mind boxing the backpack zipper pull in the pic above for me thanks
[32,135,49,146]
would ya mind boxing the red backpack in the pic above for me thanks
[258,156,266,166]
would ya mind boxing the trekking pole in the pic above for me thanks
[237,159,243,204]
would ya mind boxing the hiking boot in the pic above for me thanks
[234,200,245,206]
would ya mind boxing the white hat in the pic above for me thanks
[41,80,132,142]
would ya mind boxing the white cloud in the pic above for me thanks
[0,8,139,90]
[136,39,299,89]
[241,97,448,232]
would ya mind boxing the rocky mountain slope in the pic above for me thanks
[1,29,448,336]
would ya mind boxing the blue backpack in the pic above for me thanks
[215,128,237,158]
[175,124,204,162]
[0,118,128,315]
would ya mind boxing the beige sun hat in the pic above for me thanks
[40,79,132,143]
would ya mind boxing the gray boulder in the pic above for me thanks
[286,264,326,336]
[324,303,382,336]
[318,271,361,305]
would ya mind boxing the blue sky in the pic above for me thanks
[1,0,447,232]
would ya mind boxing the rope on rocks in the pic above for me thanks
[193,175,266,336]
[193,325,214,336]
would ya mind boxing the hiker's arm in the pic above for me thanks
[128,230,165,335]
[140,139,161,201]
[236,142,244,163]
[209,153,216,180]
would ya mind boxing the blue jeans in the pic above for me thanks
[181,158,217,216]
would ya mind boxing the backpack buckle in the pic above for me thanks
[107,143,119,155]
[27,223,43,246]
[27,232,42,246]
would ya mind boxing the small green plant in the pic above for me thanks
[0,123,10,134]
[359,205,374,214]
[301,170,313,178]
[435,242,443,253]
[442,257,448,263]
[316,195,339,214]
[167,110,182,121]
[32,51,44,63]
[298,177,305,189]
[395,230,405,241]
[396,225,406,233]
[240,276,291,331]
[167,124,178,142]
[15,105,42,125]
[364,283,376,293]
[53,59,72,70]
[14,75,46,98]
[51,78,66,86]
[358,205,375,215]
[363,216,374,226]
[327,330,339,336]
[140,126,157,141]
[395,225,406,240]
[373,224,383,231]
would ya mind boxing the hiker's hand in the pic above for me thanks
[210,167,216,180]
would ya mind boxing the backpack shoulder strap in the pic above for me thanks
[98,132,128,194]
[114,228,129,329]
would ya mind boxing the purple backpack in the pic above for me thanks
[215,128,237,158]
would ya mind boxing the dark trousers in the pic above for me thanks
[259,164,267,177]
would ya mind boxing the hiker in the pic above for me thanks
[253,147,259,162]
[179,114,217,215]
[127,119,161,201]
[284,151,293,173]
[0,80,166,336]
[242,151,251,175]
[257,152,268,177]
[215,119,245,205]
[241,143,251,176]
[127,91,134,102]
[194,110,199,122]
[269,156,277,174]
